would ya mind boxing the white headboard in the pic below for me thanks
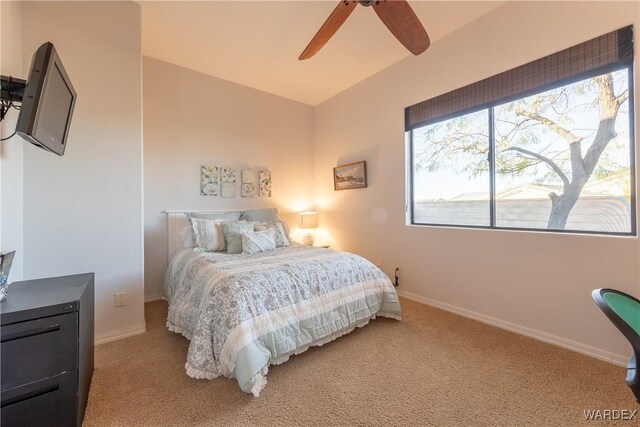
[164,210,239,261]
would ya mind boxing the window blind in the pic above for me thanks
[405,26,633,131]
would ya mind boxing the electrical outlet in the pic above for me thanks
[375,260,382,268]
[114,292,126,307]
[395,267,401,277]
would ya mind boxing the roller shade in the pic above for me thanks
[405,26,633,131]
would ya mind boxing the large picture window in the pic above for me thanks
[406,27,635,235]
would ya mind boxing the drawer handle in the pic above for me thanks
[1,384,60,408]
[1,324,61,343]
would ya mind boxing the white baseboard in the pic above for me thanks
[144,294,165,303]
[397,290,628,367]
[95,323,146,345]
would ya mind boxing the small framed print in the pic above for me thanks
[259,171,272,197]
[200,165,219,196]
[242,169,257,184]
[241,183,257,198]
[220,182,236,198]
[333,161,367,191]
[221,167,237,183]
[241,170,257,198]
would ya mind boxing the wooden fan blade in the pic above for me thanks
[373,0,430,55]
[299,0,358,60]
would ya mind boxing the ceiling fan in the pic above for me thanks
[299,0,430,60]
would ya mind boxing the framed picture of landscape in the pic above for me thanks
[333,161,367,191]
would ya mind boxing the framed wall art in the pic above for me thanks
[221,167,237,184]
[241,169,257,198]
[259,171,272,197]
[333,161,367,191]
[200,165,219,196]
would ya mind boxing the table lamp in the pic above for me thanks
[299,211,319,246]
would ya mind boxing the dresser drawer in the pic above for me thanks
[1,313,77,391]
[0,370,77,427]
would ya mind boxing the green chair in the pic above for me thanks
[592,288,640,403]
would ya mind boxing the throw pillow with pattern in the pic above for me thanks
[253,221,291,247]
[191,217,226,252]
[242,229,277,254]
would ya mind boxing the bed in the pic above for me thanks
[163,211,401,396]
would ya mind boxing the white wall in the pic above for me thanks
[314,1,640,362]
[0,0,24,282]
[143,57,315,300]
[19,1,145,341]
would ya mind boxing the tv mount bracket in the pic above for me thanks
[0,75,26,122]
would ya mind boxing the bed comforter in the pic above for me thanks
[164,244,401,396]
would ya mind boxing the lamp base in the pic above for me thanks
[302,233,314,246]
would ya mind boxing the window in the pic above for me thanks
[406,27,635,235]
[412,110,490,226]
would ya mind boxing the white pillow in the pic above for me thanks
[185,212,240,246]
[179,225,195,248]
[242,229,276,254]
[191,217,226,252]
[253,221,290,247]
[280,219,292,243]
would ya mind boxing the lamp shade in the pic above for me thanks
[300,211,319,229]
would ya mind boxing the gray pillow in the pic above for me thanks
[240,208,279,223]
[221,221,255,254]
[187,211,242,224]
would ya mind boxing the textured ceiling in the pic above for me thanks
[141,1,506,105]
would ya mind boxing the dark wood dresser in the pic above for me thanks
[0,273,94,427]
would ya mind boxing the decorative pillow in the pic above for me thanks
[191,218,226,252]
[280,219,293,242]
[179,225,195,248]
[221,221,255,254]
[186,212,241,244]
[242,229,276,255]
[253,221,290,247]
[240,208,279,223]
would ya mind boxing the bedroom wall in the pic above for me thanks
[143,57,315,300]
[314,0,640,363]
[0,0,24,282]
[19,1,145,341]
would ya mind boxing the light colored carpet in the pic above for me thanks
[83,298,635,426]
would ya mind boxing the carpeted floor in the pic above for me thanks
[83,298,636,426]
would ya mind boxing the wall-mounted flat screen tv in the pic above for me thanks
[16,42,76,156]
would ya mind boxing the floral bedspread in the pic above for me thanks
[164,244,401,396]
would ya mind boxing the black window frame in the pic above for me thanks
[408,60,637,236]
